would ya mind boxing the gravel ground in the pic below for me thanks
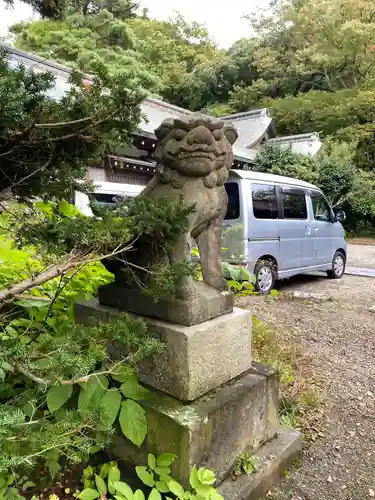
[238,273,375,500]
[347,243,375,269]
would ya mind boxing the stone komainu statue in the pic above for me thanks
[102,115,238,300]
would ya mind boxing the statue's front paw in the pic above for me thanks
[205,275,228,292]
[176,279,198,300]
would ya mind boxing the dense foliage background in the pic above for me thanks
[6,0,375,233]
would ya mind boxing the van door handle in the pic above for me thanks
[313,226,319,232]
[305,225,311,235]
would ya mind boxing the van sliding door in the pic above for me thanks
[278,187,315,271]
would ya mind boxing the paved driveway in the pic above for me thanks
[347,243,375,269]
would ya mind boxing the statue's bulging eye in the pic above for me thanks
[224,128,238,145]
[213,129,222,140]
[174,129,187,140]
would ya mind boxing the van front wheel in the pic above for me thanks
[326,251,346,279]
[254,260,276,294]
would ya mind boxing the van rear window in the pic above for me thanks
[252,183,278,219]
[225,183,240,219]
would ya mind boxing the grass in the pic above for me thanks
[252,316,323,442]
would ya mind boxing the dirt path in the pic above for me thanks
[238,274,375,500]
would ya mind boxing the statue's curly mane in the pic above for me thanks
[156,164,229,189]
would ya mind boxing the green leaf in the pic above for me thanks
[111,364,135,383]
[197,468,216,486]
[155,467,171,475]
[95,475,107,495]
[183,493,192,500]
[159,475,172,484]
[119,400,147,447]
[78,375,108,411]
[148,489,162,500]
[134,490,145,500]
[15,299,50,309]
[148,454,156,470]
[78,489,100,500]
[100,389,122,427]
[167,480,185,498]
[155,481,169,493]
[209,492,224,500]
[120,374,152,401]
[22,481,36,491]
[47,460,61,477]
[47,384,73,412]
[113,481,133,500]
[135,466,155,487]
[0,368,5,382]
[195,484,215,498]
[83,466,94,478]
[189,465,200,490]
[1,362,14,373]
[108,465,121,494]
[156,453,177,467]
[58,199,81,218]
[99,463,110,479]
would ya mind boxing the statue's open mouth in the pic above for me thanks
[178,150,224,160]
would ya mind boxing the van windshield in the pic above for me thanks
[225,183,240,219]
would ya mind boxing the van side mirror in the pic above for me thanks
[334,209,346,222]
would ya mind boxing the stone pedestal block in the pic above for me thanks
[218,428,302,500]
[74,300,252,401]
[74,298,302,498]
[97,281,233,326]
[110,363,282,486]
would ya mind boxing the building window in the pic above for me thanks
[281,188,307,219]
[252,183,278,219]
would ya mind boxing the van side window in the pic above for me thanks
[252,183,278,219]
[281,188,307,219]
[224,183,240,219]
[311,191,332,222]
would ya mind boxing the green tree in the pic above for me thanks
[11,12,161,85]
[0,46,152,200]
[129,14,218,98]
[4,0,139,20]
[253,144,319,185]
[254,142,356,209]
[169,37,259,111]
[246,0,375,94]
[11,11,216,101]
[316,140,356,207]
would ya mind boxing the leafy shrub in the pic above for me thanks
[0,217,163,477]
[79,455,223,500]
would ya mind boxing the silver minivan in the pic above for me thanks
[223,170,347,293]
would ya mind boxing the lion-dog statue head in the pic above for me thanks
[153,115,238,189]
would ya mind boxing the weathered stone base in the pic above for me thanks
[218,427,302,500]
[74,300,252,401]
[109,363,301,488]
[97,281,233,326]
